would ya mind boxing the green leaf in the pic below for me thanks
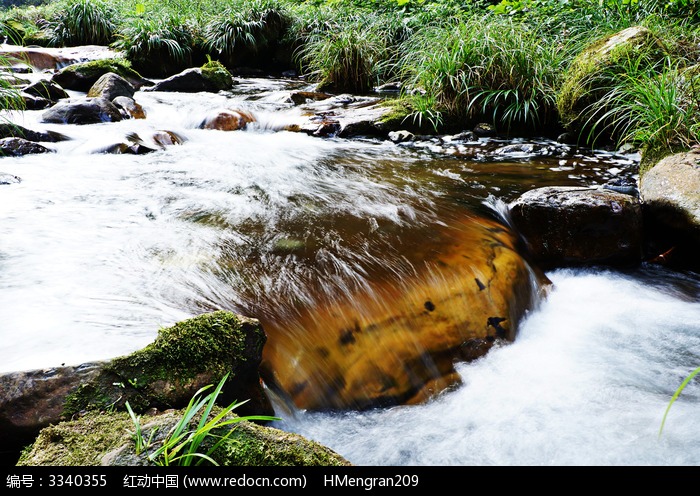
[659,366,700,438]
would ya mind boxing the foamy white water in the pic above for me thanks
[278,268,700,465]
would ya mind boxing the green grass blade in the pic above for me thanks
[659,366,700,439]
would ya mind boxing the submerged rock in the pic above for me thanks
[0,172,21,184]
[0,123,70,143]
[261,215,549,411]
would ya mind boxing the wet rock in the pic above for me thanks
[51,59,150,93]
[151,130,185,147]
[0,172,21,184]
[199,109,256,131]
[261,215,550,411]
[602,176,638,196]
[112,96,146,119]
[509,186,644,267]
[640,149,700,268]
[388,130,414,143]
[145,67,232,93]
[493,143,546,156]
[294,95,397,138]
[375,82,402,94]
[87,72,135,101]
[17,407,351,466]
[0,44,117,71]
[19,92,52,110]
[22,79,69,102]
[0,137,53,156]
[290,91,332,105]
[557,132,578,145]
[41,97,123,125]
[447,131,478,142]
[473,122,496,137]
[97,131,184,155]
[0,123,70,143]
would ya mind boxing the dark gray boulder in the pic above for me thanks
[509,185,644,267]
[41,97,123,125]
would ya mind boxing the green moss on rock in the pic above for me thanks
[556,26,668,141]
[17,407,351,466]
[52,58,146,92]
[17,411,134,466]
[201,59,234,91]
[61,311,272,419]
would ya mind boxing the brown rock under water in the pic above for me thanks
[260,215,549,412]
[199,109,256,131]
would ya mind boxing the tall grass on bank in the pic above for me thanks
[202,0,292,67]
[398,15,564,133]
[47,0,117,46]
[112,12,196,77]
[293,8,397,94]
[584,55,700,153]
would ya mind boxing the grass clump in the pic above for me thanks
[398,14,563,134]
[112,11,196,78]
[47,0,117,46]
[127,373,278,466]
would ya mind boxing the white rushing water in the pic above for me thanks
[277,267,700,466]
[1,76,698,466]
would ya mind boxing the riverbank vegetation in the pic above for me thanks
[1,0,699,156]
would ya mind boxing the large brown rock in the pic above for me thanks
[261,215,549,411]
[640,149,700,240]
[199,109,256,131]
[508,186,644,267]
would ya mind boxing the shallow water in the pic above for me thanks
[1,75,697,465]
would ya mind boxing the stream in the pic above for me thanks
[1,73,698,466]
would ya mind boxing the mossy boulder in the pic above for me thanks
[556,26,668,144]
[146,62,235,93]
[17,407,351,466]
[201,60,235,91]
[63,311,273,418]
[0,311,273,465]
[51,59,150,93]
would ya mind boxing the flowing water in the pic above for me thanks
[1,73,698,465]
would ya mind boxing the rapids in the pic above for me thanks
[1,73,698,465]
